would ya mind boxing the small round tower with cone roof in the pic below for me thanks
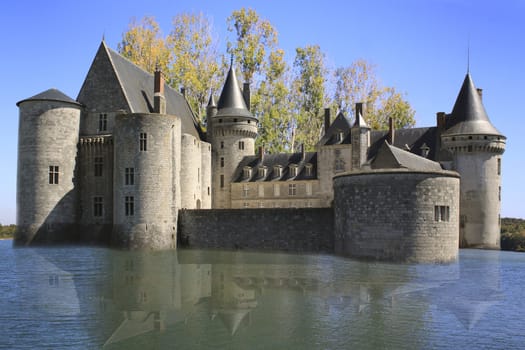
[441,74,506,249]
[210,62,258,208]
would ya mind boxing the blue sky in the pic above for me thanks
[1,0,523,224]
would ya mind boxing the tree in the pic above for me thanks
[118,16,171,75]
[167,13,223,119]
[332,60,415,129]
[226,8,278,84]
[291,45,328,150]
[252,49,293,153]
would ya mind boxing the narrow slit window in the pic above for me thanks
[49,166,59,184]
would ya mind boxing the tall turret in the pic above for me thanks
[211,63,258,208]
[351,102,370,170]
[441,74,506,249]
[15,89,82,245]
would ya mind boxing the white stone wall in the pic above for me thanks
[113,113,180,249]
[200,141,212,208]
[317,144,352,206]
[231,180,322,208]
[180,134,202,209]
[16,101,81,244]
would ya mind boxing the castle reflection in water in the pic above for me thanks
[11,247,510,349]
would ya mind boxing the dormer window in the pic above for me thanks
[305,163,313,176]
[336,130,344,143]
[258,166,267,178]
[420,143,430,158]
[273,165,283,178]
[243,166,252,179]
[289,164,298,177]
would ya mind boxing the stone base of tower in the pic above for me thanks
[112,223,177,250]
[14,223,79,246]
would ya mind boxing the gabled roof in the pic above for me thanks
[17,88,81,107]
[444,74,503,136]
[371,141,442,171]
[78,41,202,139]
[369,127,439,161]
[232,152,318,182]
[215,64,254,119]
[318,112,352,146]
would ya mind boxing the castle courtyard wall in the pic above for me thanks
[178,208,334,253]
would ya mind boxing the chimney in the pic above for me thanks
[388,117,395,145]
[476,88,483,101]
[243,82,251,111]
[324,108,331,135]
[154,67,166,114]
[355,102,363,119]
[436,112,446,130]
[301,143,306,161]
[258,145,264,162]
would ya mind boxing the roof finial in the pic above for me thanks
[230,53,234,67]
[467,36,470,74]
[102,31,105,42]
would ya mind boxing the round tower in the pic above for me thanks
[441,74,506,249]
[15,89,82,245]
[211,64,258,208]
[113,112,181,250]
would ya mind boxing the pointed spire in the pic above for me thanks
[216,62,254,119]
[444,74,503,136]
[207,92,216,108]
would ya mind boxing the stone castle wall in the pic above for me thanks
[178,208,334,253]
[15,100,81,245]
[333,169,460,263]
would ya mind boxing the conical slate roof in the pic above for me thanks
[444,74,503,136]
[215,64,254,119]
[17,88,81,107]
[207,93,216,108]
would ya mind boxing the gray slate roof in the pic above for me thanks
[215,64,254,119]
[443,74,503,137]
[369,127,439,161]
[318,112,352,146]
[104,44,202,139]
[371,141,443,171]
[17,88,81,107]
[232,152,318,182]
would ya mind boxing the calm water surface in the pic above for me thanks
[1,239,524,349]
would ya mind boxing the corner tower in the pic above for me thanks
[211,63,258,208]
[351,102,371,169]
[15,89,82,245]
[441,74,506,249]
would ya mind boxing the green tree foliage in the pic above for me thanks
[0,224,16,239]
[332,60,415,129]
[291,45,328,150]
[118,16,171,74]
[167,13,222,118]
[252,49,293,153]
[226,8,278,83]
[501,218,525,252]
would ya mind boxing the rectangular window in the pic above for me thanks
[242,184,250,198]
[259,202,265,208]
[93,196,103,217]
[434,205,450,222]
[49,166,59,184]
[125,167,135,185]
[238,141,245,150]
[220,141,224,149]
[258,185,264,197]
[220,175,224,188]
[499,186,501,201]
[497,158,501,175]
[99,113,107,132]
[220,157,224,167]
[306,182,312,196]
[243,202,249,208]
[274,184,280,197]
[125,196,134,216]
[288,183,297,196]
[94,157,103,177]
[139,133,147,151]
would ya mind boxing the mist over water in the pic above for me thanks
[1,240,524,349]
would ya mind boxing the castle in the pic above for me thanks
[15,41,506,261]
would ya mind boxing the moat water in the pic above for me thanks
[1,239,524,349]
